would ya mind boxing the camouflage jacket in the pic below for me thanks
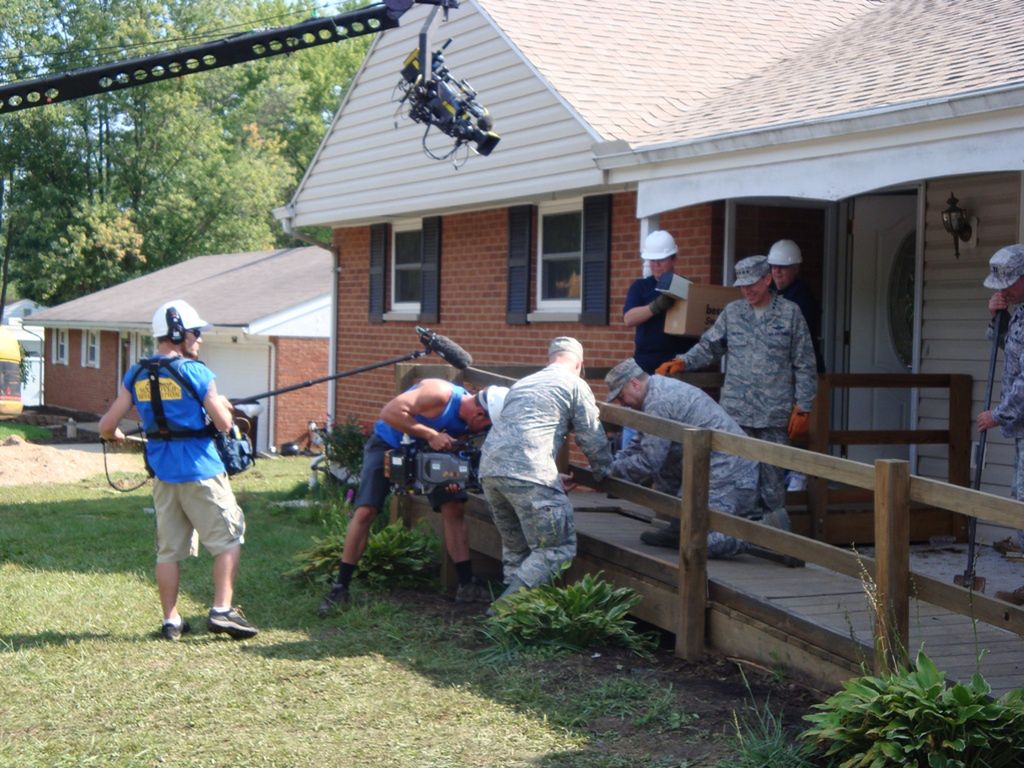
[479,363,612,489]
[680,295,816,428]
[611,375,759,497]
[993,305,1024,437]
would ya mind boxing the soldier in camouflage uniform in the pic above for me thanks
[479,337,613,600]
[604,358,759,554]
[976,244,1024,603]
[656,255,816,525]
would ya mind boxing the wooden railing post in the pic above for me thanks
[808,374,832,540]
[874,458,910,673]
[676,427,710,660]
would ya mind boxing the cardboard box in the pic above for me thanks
[660,278,740,336]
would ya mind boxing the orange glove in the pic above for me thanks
[788,405,810,441]
[655,359,685,376]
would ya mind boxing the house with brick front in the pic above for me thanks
[274,0,1024,542]
[31,246,333,453]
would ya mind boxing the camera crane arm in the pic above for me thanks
[0,0,458,115]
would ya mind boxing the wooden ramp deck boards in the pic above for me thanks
[573,510,1024,698]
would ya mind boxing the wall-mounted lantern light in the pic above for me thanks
[941,193,973,259]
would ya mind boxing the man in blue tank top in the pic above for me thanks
[99,299,257,642]
[318,378,497,616]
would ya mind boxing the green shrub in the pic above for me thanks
[284,518,440,590]
[321,416,366,475]
[717,674,816,768]
[482,572,655,656]
[802,648,1024,767]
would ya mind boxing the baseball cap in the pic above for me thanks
[733,255,770,287]
[983,244,1024,290]
[605,358,644,402]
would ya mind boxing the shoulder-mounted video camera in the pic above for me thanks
[384,438,482,495]
[397,39,500,159]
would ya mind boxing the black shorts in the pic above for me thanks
[352,433,467,513]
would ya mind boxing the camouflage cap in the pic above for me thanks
[983,244,1024,290]
[733,255,770,287]
[548,336,584,360]
[604,358,644,402]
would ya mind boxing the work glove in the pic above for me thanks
[788,405,810,441]
[655,359,685,376]
[647,292,675,315]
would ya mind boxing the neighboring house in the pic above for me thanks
[1,299,46,406]
[31,247,334,453]
[274,0,1024,542]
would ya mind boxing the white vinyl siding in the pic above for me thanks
[288,4,603,229]
[916,172,1022,543]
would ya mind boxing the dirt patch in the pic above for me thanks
[389,588,822,765]
[0,435,145,486]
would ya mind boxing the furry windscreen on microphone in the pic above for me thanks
[416,326,473,370]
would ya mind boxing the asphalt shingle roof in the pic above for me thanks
[32,246,332,329]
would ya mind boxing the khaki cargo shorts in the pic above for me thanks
[152,474,245,563]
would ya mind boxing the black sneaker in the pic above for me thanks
[160,619,191,641]
[317,581,351,617]
[207,607,258,639]
[640,524,680,549]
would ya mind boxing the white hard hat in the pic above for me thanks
[152,299,211,342]
[767,239,802,266]
[641,230,678,261]
[479,385,510,422]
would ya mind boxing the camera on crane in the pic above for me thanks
[397,39,500,158]
[385,439,482,495]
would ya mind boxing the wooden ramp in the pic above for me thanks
[403,496,1024,697]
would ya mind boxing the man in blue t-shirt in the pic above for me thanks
[99,299,257,642]
[317,378,500,616]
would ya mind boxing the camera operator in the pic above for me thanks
[479,337,613,605]
[318,379,500,615]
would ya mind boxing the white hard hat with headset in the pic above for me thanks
[152,299,211,343]
[767,239,802,266]
[641,230,678,261]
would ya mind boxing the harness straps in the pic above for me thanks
[135,357,214,440]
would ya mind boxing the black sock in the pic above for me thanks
[454,559,473,586]
[336,562,356,587]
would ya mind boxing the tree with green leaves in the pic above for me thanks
[0,0,370,306]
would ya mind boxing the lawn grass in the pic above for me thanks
[0,458,727,768]
[0,420,53,442]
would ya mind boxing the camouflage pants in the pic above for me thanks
[743,426,789,513]
[1013,439,1024,550]
[482,477,576,593]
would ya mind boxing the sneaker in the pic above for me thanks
[640,524,680,549]
[455,580,490,604]
[317,581,351,617]
[207,607,258,639]
[160,619,191,641]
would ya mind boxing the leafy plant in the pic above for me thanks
[802,648,1024,767]
[284,519,440,590]
[482,572,655,657]
[321,416,367,476]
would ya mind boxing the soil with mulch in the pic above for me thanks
[388,587,824,766]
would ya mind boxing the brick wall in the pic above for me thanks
[332,192,721,425]
[271,336,331,448]
[42,329,120,417]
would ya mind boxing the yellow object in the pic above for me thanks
[0,326,24,417]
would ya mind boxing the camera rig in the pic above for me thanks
[396,38,500,161]
[385,435,484,495]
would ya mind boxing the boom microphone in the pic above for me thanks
[416,326,473,370]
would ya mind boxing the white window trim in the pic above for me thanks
[53,328,68,365]
[535,199,583,313]
[81,329,101,369]
[390,218,422,315]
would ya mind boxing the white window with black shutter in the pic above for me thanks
[390,219,423,315]
[535,200,583,314]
